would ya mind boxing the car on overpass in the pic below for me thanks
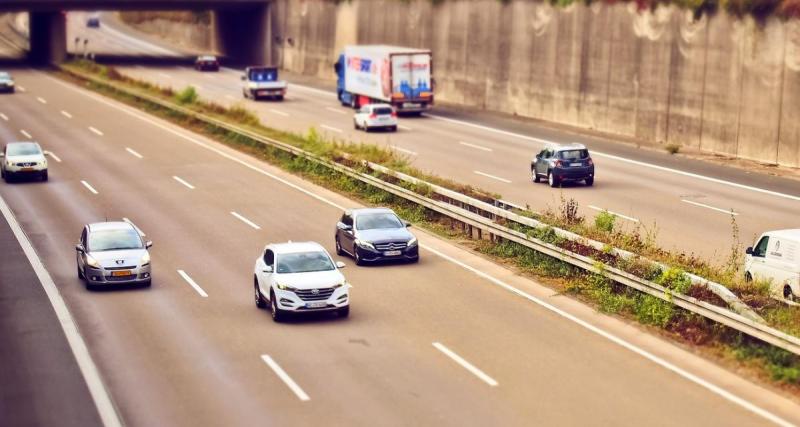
[353,104,398,132]
[531,143,595,187]
[335,208,419,265]
[1,142,48,182]
[76,221,153,290]
[254,241,350,321]
[195,55,220,72]
[0,71,14,93]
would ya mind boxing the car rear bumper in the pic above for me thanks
[553,166,594,181]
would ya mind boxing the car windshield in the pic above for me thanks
[0,72,9,79]
[88,228,143,251]
[7,143,41,156]
[356,213,403,230]
[559,149,589,160]
[248,69,277,82]
[276,251,335,274]
[373,107,393,115]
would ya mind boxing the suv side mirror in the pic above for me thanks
[75,243,85,252]
[145,241,153,249]
[745,247,753,255]
[263,265,273,273]
[337,222,352,231]
[336,261,346,269]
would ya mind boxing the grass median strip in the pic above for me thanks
[57,60,800,394]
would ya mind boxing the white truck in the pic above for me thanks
[745,229,800,300]
[241,66,287,101]
[334,45,433,114]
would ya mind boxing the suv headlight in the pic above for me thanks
[408,236,418,247]
[85,254,101,268]
[355,239,375,250]
[276,283,297,292]
[140,252,150,266]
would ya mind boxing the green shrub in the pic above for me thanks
[594,210,616,233]
[655,267,693,294]
[175,86,198,105]
[665,143,681,155]
[635,294,675,328]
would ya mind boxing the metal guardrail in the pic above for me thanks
[60,66,800,356]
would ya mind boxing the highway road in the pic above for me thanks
[2,67,800,426]
[59,12,800,262]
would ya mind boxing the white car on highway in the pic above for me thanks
[353,104,398,132]
[254,241,350,322]
[1,142,48,182]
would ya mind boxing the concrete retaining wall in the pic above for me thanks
[269,0,800,168]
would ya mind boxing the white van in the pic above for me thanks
[744,229,800,300]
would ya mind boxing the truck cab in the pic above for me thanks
[241,66,287,101]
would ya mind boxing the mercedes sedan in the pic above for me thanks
[76,221,152,289]
[335,208,419,265]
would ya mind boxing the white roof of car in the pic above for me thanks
[366,103,393,109]
[767,229,800,240]
[269,241,327,254]
[88,221,135,232]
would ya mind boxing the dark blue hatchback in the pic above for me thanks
[531,143,595,187]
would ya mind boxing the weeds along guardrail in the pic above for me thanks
[59,66,800,356]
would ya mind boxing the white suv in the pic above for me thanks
[1,142,48,182]
[353,104,398,132]
[253,241,351,322]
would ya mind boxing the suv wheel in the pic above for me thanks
[270,291,285,322]
[353,245,365,266]
[338,306,350,318]
[548,171,559,188]
[784,285,796,302]
[77,264,85,280]
[254,277,266,308]
[335,237,344,256]
[41,170,48,182]
[531,168,540,183]
[585,176,593,186]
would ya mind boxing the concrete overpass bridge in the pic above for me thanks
[1,0,274,64]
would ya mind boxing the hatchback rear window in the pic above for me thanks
[373,108,393,115]
[559,149,589,160]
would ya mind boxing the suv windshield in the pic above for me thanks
[356,213,403,230]
[7,143,40,156]
[0,72,9,79]
[559,149,589,160]
[88,229,143,251]
[373,107,393,115]
[248,69,277,82]
[276,251,334,274]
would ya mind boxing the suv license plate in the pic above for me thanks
[111,270,132,277]
[384,250,402,256]
[307,301,327,309]
[570,162,582,167]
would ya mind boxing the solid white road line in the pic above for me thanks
[122,217,146,237]
[20,129,32,139]
[260,355,311,402]
[157,72,173,79]
[44,151,62,162]
[459,141,493,152]
[0,194,123,427]
[36,96,47,104]
[398,125,413,131]
[391,145,418,156]
[325,107,347,115]
[88,126,104,136]
[80,180,99,195]
[172,175,195,190]
[44,74,795,426]
[177,270,208,298]
[433,342,498,387]
[269,109,290,117]
[125,147,143,159]
[587,205,640,223]
[320,124,343,134]
[231,211,261,230]
[0,112,8,121]
[681,199,739,216]
[474,170,511,183]
[61,110,73,119]
[16,85,25,92]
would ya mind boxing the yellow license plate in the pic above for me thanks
[111,270,132,277]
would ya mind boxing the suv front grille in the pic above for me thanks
[294,288,335,301]
[375,242,408,251]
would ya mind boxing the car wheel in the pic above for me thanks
[77,264,85,280]
[784,285,796,302]
[41,170,48,181]
[353,245,365,266]
[364,126,371,133]
[335,237,345,256]
[338,306,350,318]
[391,126,397,132]
[409,257,420,264]
[548,171,559,188]
[532,168,540,183]
[585,176,594,186]
[276,95,284,101]
[142,279,152,288]
[254,277,266,308]
[745,272,753,283]
[270,291,285,322]
[353,120,359,130]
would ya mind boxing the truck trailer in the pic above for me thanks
[334,45,433,114]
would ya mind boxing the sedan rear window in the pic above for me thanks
[7,143,41,156]
[276,251,334,274]
[88,229,143,251]
[356,213,403,230]
[373,107,393,115]
[559,149,589,160]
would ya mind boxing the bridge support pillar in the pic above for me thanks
[214,5,271,66]
[29,12,66,64]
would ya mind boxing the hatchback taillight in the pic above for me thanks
[391,111,397,118]
[553,160,563,167]
[587,158,593,166]
[369,113,377,119]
